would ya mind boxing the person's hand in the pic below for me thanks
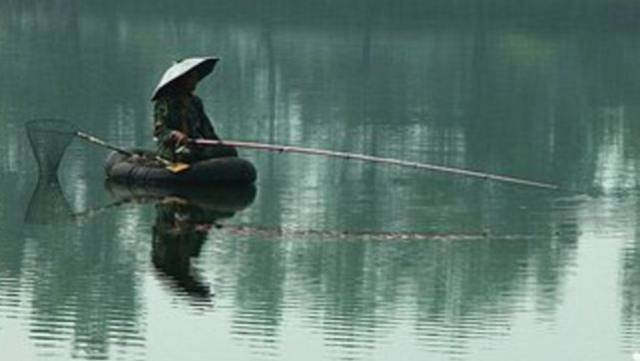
[171,130,188,145]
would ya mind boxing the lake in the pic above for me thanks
[1,1,640,360]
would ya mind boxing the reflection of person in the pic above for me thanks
[151,57,237,163]
[151,197,232,302]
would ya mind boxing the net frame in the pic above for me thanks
[25,119,78,182]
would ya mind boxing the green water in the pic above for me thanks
[1,1,640,360]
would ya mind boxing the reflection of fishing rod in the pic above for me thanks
[24,179,138,224]
[213,223,551,242]
[71,197,146,221]
[24,180,540,242]
[191,139,559,190]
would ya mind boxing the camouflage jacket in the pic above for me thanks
[153,94,219,160]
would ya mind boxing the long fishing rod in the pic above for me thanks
[192,139,559,190]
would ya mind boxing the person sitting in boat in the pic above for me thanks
[151,56,237,163]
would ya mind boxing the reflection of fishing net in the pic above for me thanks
[26,119,78,182]
[24,178,74,224]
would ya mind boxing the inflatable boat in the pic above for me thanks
[104,150,257,186]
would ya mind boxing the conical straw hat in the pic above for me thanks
[151,56,219,100]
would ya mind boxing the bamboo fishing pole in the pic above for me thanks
[191,139,559,190]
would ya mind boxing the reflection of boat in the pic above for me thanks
[104,150,257,186]
[105,181,256,306]
[104,179,257,214]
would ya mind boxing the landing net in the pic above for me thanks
[26,119,78,182]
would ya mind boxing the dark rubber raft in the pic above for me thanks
[105,150,257,186]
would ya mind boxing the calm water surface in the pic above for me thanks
[1,1,640,360]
